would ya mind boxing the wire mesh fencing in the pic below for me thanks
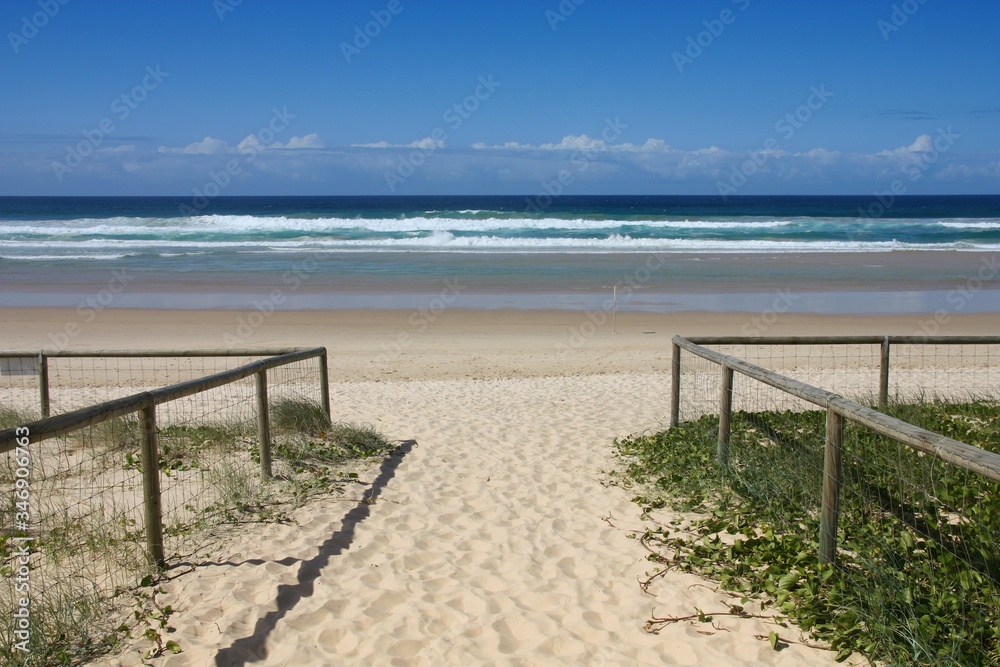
[673,338,1000,423]
[0,350,327,420]
[0,355,42,424]
[664,336,1000,665]
[0,349,328,665]
[887,342,999,404]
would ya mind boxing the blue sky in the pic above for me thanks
[1,0,998,196]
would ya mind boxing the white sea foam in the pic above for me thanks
[0,215,799,236]
[4,235,996,254]
[0,253,131,261]
[1,215,996,257]
[937,221,1000,229]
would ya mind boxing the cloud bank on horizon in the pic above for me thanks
[1,0,997,196]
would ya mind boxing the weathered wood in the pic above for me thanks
[256,370,271,479]
[883,336,1000,345]
[674,336,838,408]
[32,348,313,358]
[718,364,734,466]
[147,348,324,406]
[612,285,617,334]
[879,336,891,408]
[828,396,1000,483]
[140,402,165,569]
[0,392,153,453]
[38,353,50,419]
[684,335,1000,346]
[670,342,681,428]
[819,408,843,565]
[687,336,886,346]
[0,348,327,453]
[673,335,1000,484]
[319,351,331,422]
[0,348,333,570]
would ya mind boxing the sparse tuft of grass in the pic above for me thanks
[0,576,127,666]
[274,421,393,468]
[0,405,36,431]
[324,422,393,456]
[89,414,142,453]
[269,397,331,433]
[203,458,277,521]
[268,421,394,498]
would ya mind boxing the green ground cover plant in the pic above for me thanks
[615,400,1000,666]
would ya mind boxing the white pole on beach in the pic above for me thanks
[613,285,617,334]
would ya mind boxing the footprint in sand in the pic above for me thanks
[363,589,408,620]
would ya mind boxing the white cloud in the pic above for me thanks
[157,136,230,155]
[269,133,325,149]
[351,136,445,150]
[615,138,675,153]
[876,134,934,159]
[235,134,263,154]
[472,136,680,154]
[538,134,607,151]
[25,129,993,194]
[159,133,326,155]
[97,144,135,153]
[471,141,534,150]
[472,135,610,151]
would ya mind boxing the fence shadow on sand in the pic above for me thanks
[214,439,416,667]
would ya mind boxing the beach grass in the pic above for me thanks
[615,400,1000,666]
[268,419,394,498]
[0,576,124,667]
[269,396,331,433]
[0,405,36,431]
[0,402,392,666]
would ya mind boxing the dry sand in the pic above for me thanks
[141,373,864,667]
[4,307,996,666]
[4,306,998,382]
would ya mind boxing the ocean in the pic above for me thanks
[2,195,999,313]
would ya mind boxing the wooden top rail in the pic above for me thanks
[0,392,152,452]
[146,347,324,405]
[674,336,841,407]
[685,336,1000,345]
[673,336,1000,483]
[0,347,326,454]
[827,397,1000,482]
[0,348,315,358]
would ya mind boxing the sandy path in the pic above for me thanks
[93,373,854,666]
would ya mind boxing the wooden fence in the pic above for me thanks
[0,347,329,567]
[0,347,330,420]
[669,335,1000,564]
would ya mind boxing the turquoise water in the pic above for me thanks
[2,195,1000,260]
[1,195,999,312]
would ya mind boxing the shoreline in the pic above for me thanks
[3,250,999,314]
[3,307,996,381]
[3,288,1000,314]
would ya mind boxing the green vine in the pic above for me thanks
[614,401,1000,666]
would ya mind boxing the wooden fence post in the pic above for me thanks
[319,351,331,423]
[819,407,844,565]
[670,342,681,428]
[256,369,271,478]
[879,336,890,409]
[38,353,50,418]
[140,401,165,568]
[718,364,734,466]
